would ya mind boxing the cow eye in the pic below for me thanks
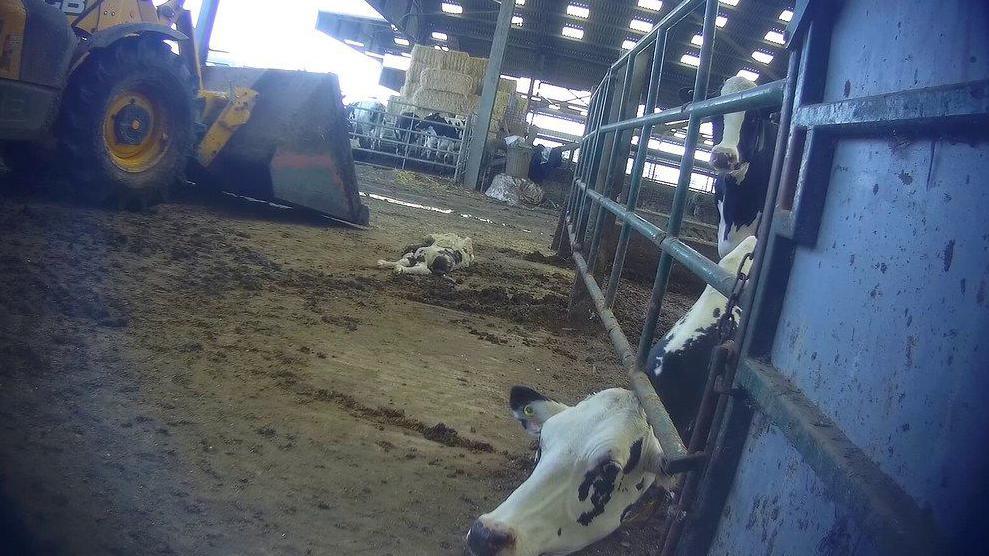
[523,405,535,416]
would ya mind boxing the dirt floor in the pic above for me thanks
[0,163,696,555]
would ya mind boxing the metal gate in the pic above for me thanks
[561,0,975,553]
[348,101,472,181]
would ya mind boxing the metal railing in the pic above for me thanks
[564,0,950,554]
[564,0,782,474]
[348,103,472,181]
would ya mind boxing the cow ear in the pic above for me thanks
[509,386,569,436]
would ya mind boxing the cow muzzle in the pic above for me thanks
[466,519,516,556]
[709,146,740,174]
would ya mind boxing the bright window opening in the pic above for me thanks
[516,0,525,5]
[690,34,703,46]
[737,69,760,81]
[630,18,653,33]
[716,15,728,27]
[638,0,662,10]
[765,30,785,44]
[680,53,700,67]
[431,31,448,41]
[562,26,584,40]
[512,15,524,26]
[720,0,739,6]
[566,4,590,18]
[751,51,774,64]
[383,54,411,71]
[441,3,462,14]
[779,9,793,22]
[622,39,637,50]
[394,37,410,46]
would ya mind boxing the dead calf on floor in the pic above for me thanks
[376,233,475,276]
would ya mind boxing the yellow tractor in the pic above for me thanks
[0,0,368,224]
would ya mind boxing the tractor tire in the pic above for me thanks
[58,36,195,209]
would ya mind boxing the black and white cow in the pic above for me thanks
[467,387,664,556]
[376,233,474,276]
[417,113,465,165]
[348,100,386,150]
[645,235,756,437]
[706,76,778,258]
[466,237,756,556]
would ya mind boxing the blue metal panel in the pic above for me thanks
[821,0,989,103]
[712,0,989,552]
[771,136,989,542]
[709,413,879,556]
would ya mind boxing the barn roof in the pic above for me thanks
[357,0,793,110]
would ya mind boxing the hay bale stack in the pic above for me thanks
[420,68,473,96]
[464,57,488,83]
[410,44,447,66]
[412,89,468,115]
[498,77,517,94]
[441,50,470,73]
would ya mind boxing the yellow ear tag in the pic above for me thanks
[523,405,535,417]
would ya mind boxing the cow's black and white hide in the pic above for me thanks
[347,100,386,150]
[376,233,474,276]
[417,113,465,165]
[646,235,756,438]
[466,237,757,556]
[705,77,778,258]
[466,387,664,556]
[528,145,564,185]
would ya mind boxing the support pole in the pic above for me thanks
[465,0,515,190]
[194,0,220,66]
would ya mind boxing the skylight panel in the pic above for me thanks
[512,15,524,26]
[431,31,448,41]
[737,69,759,81]
[690,34,703,46]
[720,0,739,6]
[630,18,653,33]
[680,53,700,66]
[779,9,793,22]
[716,15,727,27]
[765,30,785,44]
[751,51,774,64]
[562,25,584,40]
[394,37,410,46]
[638,0,662,10]
[441,3,462,14]
[566,4,590,18]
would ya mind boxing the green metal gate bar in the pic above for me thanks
[564,0,783,474]
[561,1,958,554]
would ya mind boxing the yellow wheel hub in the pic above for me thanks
[103,91,171,173]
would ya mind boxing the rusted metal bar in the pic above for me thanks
[565,222,694,474]
[605,29,670,307]
[636,0,721,373]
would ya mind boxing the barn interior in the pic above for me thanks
[0,1,985,555]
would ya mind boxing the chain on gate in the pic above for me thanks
[716,250,754,346]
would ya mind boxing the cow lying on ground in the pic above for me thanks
[376,233,474,276]
[705,76,778,258]
[465,238,756,556]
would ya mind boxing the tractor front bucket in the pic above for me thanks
[201,67,369,226]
